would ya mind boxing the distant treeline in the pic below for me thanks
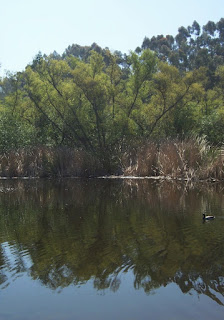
[0,18,224,176]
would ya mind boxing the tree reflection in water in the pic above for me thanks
[0,179,224,305]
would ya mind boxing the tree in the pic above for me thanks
[141,18,224,82]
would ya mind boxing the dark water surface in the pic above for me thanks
[0,178,224,320]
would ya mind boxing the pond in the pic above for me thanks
[0,178,224,320]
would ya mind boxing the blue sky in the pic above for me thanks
[1,0,224,76]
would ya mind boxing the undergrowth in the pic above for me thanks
[0,137,223,180]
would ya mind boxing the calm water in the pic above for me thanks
[0,178,224,320]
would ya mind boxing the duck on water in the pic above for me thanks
[203,213,215,220]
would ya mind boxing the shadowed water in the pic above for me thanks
[0,178,224,320]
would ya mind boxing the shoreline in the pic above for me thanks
[0,175,221,182]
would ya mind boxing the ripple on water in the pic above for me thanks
[0,241,33,279]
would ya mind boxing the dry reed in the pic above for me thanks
[123,137,224,181]
[0,137,223,180]
[0,146,104,178]
[122,141,158,176]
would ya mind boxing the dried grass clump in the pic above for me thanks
[157,140,184,178]
[122,137,224,181]
[157,137,224,180]
[0,146,104,178]
[123,141,158,176]
[0,137,223,180]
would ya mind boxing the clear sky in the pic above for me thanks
[1,0,224,76]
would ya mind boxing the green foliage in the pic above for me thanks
[1,19,224,170]
[0,50,156,159]
[0,110,35,151]
[199,112,224,144]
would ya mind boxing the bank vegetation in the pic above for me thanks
[1,19,224,180]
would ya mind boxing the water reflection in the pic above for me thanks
[0,179,224,305]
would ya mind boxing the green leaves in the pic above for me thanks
[1,42,224,159]
[128,49,157,92]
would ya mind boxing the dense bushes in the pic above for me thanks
[1,20,224,177]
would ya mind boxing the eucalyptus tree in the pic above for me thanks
[141,18,224,86]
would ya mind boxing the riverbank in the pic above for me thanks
[0,137,223,181]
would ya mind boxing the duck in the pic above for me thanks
[203,213,215,220]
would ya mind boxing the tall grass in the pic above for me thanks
[122,136,224,181]
[121,141,158,176]
[0,146,105,178]
[0,137,223,180]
